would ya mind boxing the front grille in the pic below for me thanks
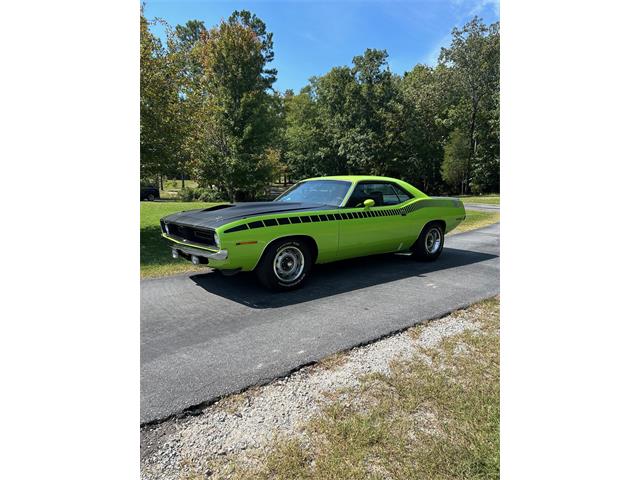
[166,223,216,246]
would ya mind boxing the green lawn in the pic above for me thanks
[459,194,500,205]
[140,201,221,278]
[449,210,500,235]
[140,203,499,278]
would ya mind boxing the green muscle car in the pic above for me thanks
[160,176,466,290]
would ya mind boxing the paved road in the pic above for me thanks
[141,223,500,424]
[464,202,500,211]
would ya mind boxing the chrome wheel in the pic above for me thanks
[425,227,442,254]
[273,246,305,283]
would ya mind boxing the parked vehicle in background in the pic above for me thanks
[141,186,160,201]
[160,176,466,290]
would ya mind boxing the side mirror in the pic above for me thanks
[363,199,375,209]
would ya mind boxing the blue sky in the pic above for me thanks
[144,0,499,93]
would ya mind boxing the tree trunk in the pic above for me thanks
[181,172,185,190]
[468,99,478,194]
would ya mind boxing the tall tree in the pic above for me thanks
[306,49,404,176]
[165,19,206,188]
[439,17,500,193]
[399,64,449,193]
[186,10,280,201]
[140,12,187,189]
[283,87,328,178]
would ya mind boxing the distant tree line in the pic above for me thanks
[141,9,499,200]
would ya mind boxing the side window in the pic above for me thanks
[392,184,412,203]
[345,182,413,207]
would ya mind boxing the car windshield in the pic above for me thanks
[275,180,352,206]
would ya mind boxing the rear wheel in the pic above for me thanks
[146,193,155,201]
[413,222,445,261]
[256,238,312,291]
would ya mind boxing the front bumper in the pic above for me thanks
[162,233,228,261]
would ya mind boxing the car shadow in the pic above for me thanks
[189,247,497,309]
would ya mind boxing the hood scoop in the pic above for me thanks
[201,204,233,212]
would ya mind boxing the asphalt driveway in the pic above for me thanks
[464,202,500,211]
[141,223,500,424]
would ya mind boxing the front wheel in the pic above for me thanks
[255,239,312,291]
[413,223,445,261]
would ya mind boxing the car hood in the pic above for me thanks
[161,201,333,229]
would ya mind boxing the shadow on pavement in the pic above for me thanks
[190,247,497,309]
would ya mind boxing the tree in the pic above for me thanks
[287,49,405,178]
[439,17,500,194]
[186,10,280,201]
[140,10,500,198]
[441,129,470,194]
[399,65,448,193]
[165,20,205,188]
[140,12,183,187]
[175,19,205,50]
[283,88,327,179]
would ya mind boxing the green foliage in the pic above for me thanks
[140,11,499,197]
[439,17,500,194]
[442,129,471,194]
[178,187,221,202]
[140,13,179,180]
[184,10,281,201]
[278,18,499,195]
[399,64,449,192]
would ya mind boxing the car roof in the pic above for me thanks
[301,175,428,198]
[303,175,404,183]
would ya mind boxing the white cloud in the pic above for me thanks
[470,0,500,17]
[422,0,499,66]
[423,33,452,66]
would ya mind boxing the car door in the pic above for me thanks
[335,181,413,260]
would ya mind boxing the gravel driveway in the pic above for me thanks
[141,301,493,480]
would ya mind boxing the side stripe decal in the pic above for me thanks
[222,198,462,234]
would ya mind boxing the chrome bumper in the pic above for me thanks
[162,233,228,261]
[172,244,228,260]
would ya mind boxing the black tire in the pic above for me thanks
[255,238,312,291]
[413,222,445,261]
[147,193,155,201]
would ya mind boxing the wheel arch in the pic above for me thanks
[426,219,446,233]
[256,234,319,268]
[410,219,446,251]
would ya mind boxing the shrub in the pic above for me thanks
[179,187,221,202]
[179,187,197,202]
[197,189,219,202]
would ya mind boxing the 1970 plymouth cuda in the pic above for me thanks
[160,176,465,290]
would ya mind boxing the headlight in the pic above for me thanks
[214,231,220,247]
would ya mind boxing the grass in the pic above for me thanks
[210,297,500,480]
[140,201,221,278]
[140,203,499,278]
[459,194,500,205]
[449,210,500,235]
